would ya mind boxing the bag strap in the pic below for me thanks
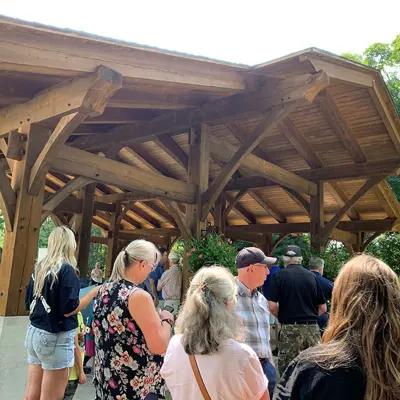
[189,354,212,400]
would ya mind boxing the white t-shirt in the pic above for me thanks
[161,334,268,400]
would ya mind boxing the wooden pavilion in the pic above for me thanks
[0,16,400,316]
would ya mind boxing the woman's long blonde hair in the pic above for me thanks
[175,266,238,355]
[303,254,400,400]
[33,226,77,296]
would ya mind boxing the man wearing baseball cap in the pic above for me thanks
[266,245,327,375]
[235,247,278,396]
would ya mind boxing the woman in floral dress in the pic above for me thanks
[93,239,174,400]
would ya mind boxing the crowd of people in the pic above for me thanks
[23,226,400,400]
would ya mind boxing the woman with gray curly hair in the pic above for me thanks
[161,266,270,400]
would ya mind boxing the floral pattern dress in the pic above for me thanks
[93,279,166,399]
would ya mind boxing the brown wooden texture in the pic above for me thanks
[0,125,48,316]
[76,183,96,277]
[106,202,121,278]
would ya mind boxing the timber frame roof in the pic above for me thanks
[1,15,400,246]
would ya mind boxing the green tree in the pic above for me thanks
[368,232,400,275]
[342,35,400,114]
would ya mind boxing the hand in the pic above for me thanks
[78,332,85,344]
[79,372,87,385]
[159,309,174,323]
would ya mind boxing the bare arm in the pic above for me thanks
[268,301,279,319]
[128,289,172,355]
[64,287,99,317]
[318,303,327,316]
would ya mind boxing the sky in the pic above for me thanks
[1,0,399,66]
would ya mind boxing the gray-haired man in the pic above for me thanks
[309,257,334,332]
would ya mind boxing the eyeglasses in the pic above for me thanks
[141,260,157,271]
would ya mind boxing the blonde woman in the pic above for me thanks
[274,254,400,400]
[161,266,270,400]
[157,251,182,315]
[93,239,174,400]
[24,226,98,400]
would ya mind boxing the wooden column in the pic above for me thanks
[214,193,226,234]
[262,233,273,255]
[76,183,96,278]
[310,181,324,253]
[106,202,121,278]
[182,124,210,294]
[0,125,48,316]
[186,124,210,236]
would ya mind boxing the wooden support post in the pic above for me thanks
[106,202,121,278]
[186,124,210,236]
[310,181,324,253]
[262,233,273,255]
[0,125,48,316]
[76,183,96,278]
[214,193,226,234]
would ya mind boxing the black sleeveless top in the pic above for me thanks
[93,279,166,399]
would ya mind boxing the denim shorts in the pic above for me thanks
[25,324,76,370]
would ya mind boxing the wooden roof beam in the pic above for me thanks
[278,118,323,169]
[223,159,400,190]
[72,71,329,150]
[201,103,303,219]
[322,176,387,242]
[95,191,158,203]
[316,90,366,164]
[368,81,400,154]
[226,219,396,234]
[326,182,360,220]
[374,180,400,219]
[225,193,256,225]
[209,136,317,196]
[283,187,310,216]
[0,65,122,135]
[51,145,197,203]
[223,190,249,218]
[249,190,286,223]
[141,202,178,228]
[155,135,189,171]
[28,67,122,195]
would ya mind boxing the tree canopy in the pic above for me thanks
[342,34,400,114]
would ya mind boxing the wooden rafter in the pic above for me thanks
[42,176,95,213]
[278,118,323,169]
[156,135,188,171]
[322,176,386,241]
[326,182,360,220]
[226,218,396,234]
[316,90,366,163]
[209,136,317,196]
[224,193,256,225]
[95,192,157,203]
[72,71,329,150]
[284,187,310,216]
[223,190,249,218]
[51,145,197,204]
[374,180,400,219]
[224,159,400,191]
[368,81,400,154]
[141,202,178,228]
[249,190,286,223]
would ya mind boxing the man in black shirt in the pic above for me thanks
[309,257,334,332]
[267,245,326,374]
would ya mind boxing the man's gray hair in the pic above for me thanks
[309,257,325,270]
[283,256,303,266]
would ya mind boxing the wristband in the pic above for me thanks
[161,319,174,328]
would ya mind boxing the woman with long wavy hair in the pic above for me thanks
[24,226,99,400]
[273,254,400,400]
[161,266,270,400]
